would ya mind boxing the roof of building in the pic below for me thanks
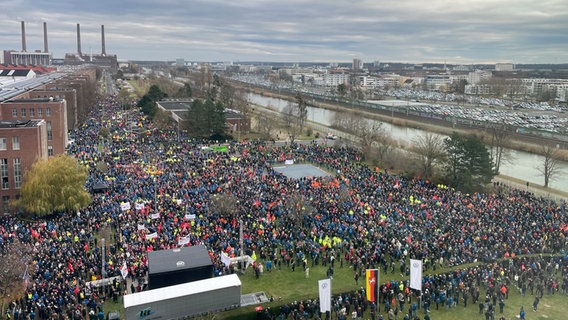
[225,109,244,120]
[148,245,212,274]
[0,64,55,74]
[0,71,68,102]
[158,100,193,111]
[0,69,34,77]
[0,119,43,129]
[2,97,63,103]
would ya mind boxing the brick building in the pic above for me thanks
[0,67,97,215]
[27,89,78,130]
[0,98,68,156]
[0,119,48,215]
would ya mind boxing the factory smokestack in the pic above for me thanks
[76,23,82,56]
[21,21,27,52]
[43,22,48,53]
[101,25,106,56]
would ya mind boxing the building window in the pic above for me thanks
[2,196,9,215]
[1,159,8,190]
[47,121,52,141]
[48,146,53,156]
[38,108,43,117]
[12,136,20,150]
[21,108,27,117]
[14,158,22,189]
[12,109,17,117]
[46,108,51,116]
[30,108,35,117]
[0,138,6,150]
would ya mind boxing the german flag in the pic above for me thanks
[366,269,379,303]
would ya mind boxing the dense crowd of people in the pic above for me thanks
[1,94,568,319]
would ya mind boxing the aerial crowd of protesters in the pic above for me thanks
[1,94,567,320]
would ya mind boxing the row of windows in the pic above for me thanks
[1,137,53,156]
[0,136,20,151]
[1,158,22,190]
[11,107,51,117]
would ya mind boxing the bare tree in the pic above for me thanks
[332,111,391,162]
[295,93,308,134]
[282,103,301,144]
[284,191,312,226]
[210,191,239,218]
[506,79,526,103]
[0,239,36,316]
[539,145,562,188]
[411,132,446,179]
[255,110,276,140]
[489,124,514,172]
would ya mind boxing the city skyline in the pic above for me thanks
[1,0,567,64]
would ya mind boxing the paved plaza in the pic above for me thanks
[272,163,332,179]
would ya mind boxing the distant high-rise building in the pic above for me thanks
[352,58,363,70]
[495,63,515,72]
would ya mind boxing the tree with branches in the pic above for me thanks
[13,155,91,217]
[0,239,36,316]
[488,123,513,172]
[443,132,496,192]
[282,103,302,144]
[332,111,391,163]
[539,145,562,188]
[411,132,446,179]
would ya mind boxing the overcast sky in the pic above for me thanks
[1,0,567,64]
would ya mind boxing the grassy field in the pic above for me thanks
[103,256,568,320]
[215,260,566,320]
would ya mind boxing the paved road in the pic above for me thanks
[493,175,567,202]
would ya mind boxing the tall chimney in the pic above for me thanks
[21,21,27,52]
[101,25,106,56]
[43,22,48,53]
[76,23,82,56]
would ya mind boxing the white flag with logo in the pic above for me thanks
[120,262,129,279]
[135,202,144,211]
[318,279,331,313]
[410,259,423,290]
[151,213,160,220]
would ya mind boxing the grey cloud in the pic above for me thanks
[1,0,567,63]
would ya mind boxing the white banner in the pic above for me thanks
[285,159,294,165]
[135,202,144,211]
[410,259,423,290]
[145,232,158,240]
[178,236,190,246]
[120,262,129,279]
[120,202,131,211]
[151,213,160,220]
[319,279,331,313]
[137,224,145,231]
[185,214,196,220]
